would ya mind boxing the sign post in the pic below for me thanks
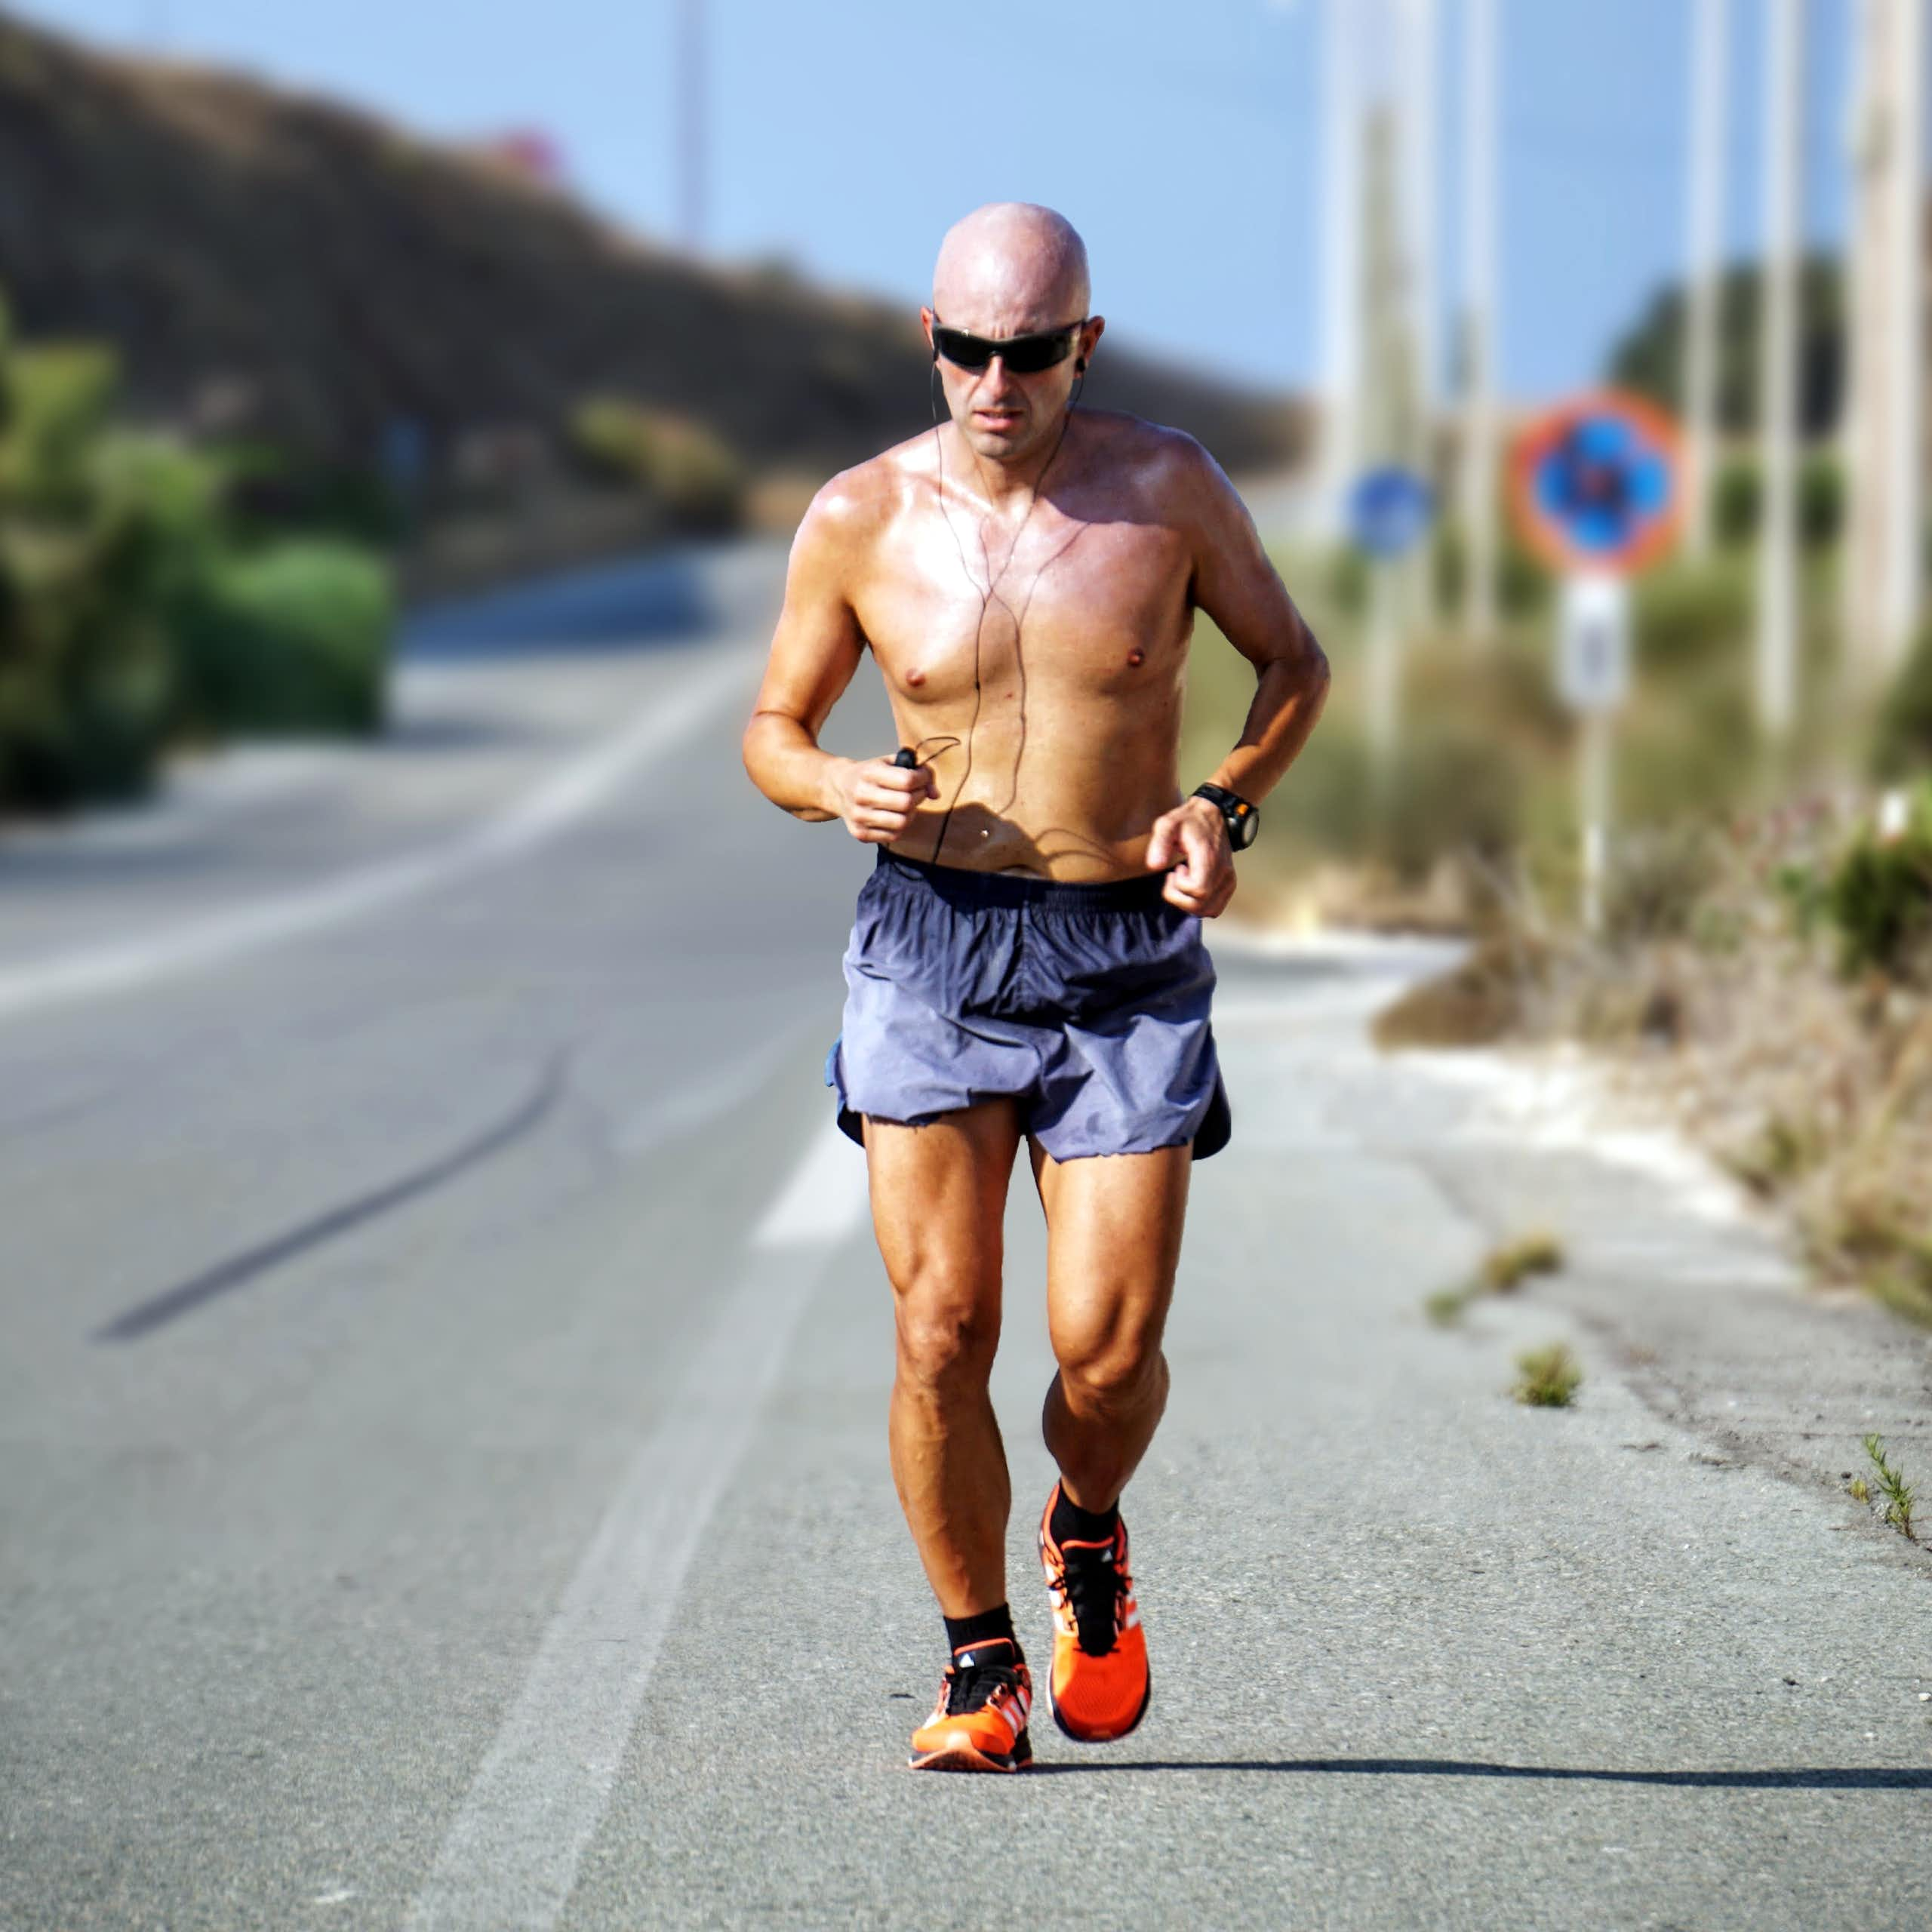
[1346,466,1435,797]
[1510,392,1682,934]
[1558,574,1632,934]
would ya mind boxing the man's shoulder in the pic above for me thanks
[1076,411,1231,517]
[796,438,931,549]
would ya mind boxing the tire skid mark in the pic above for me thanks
[93,1050,568,1343]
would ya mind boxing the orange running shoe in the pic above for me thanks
[906,1641,1035,1773]
[1038,1483,1150,1743]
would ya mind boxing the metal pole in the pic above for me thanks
[1881,0,1925,662]
[1401,0,1438,427]
[1366,555,1401,788]
[1755,0,1803,740]
[1461,0,1499,645]
[677,0,706,254]
[1684,0,1727,558]
[1580,711,1611,937]
[1321,0,1362,537]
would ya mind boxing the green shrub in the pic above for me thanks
[1800,452,1844,549]
[1872,615,1932,780]
[1712,454,1759,546]
[176,539,392,736]
[1382,730,1523,879]
[566,396,745,531]
[1706,451,1841,550]
[1823,787,1932,982]
[0,331,220,804]
[1633,557,1751,674]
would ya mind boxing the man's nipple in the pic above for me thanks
[905,667,927,689]
[1128,650,1146,668]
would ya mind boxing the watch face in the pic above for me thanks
[1232,804,1258,849]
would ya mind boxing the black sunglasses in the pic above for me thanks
[931,318,1086,375]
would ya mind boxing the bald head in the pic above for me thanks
[931,203,1091,337]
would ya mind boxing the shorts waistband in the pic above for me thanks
[875,848,1174,913]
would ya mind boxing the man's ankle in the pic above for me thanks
[1050,1484,1121,1546]
[943,1603,1020,1660]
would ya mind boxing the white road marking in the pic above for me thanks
[0,648,754,1026]
[614,1020,811,1159]
[401,1116,869,1932]
[752,1106,870,1248]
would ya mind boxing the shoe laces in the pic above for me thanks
[1060,1536,1129,1657]
[943,1654,1025,1715]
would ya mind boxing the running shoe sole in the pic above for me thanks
[908,1733,1035,1774]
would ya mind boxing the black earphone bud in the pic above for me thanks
[1075,357,1087,374]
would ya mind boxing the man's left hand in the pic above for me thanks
[1146,796,1236,918]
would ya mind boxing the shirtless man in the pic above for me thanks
[743,203,1329,1772]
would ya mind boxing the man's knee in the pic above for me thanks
[893,1268,1000,1394]
[1054,1328,1167,1414]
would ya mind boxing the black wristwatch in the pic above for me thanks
[1192,783,1260,850]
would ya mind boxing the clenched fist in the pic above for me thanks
[1146,795,1235,917]
[826,755,940,845]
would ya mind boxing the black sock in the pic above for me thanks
[1051,1486,1120,1546]
[943,1604,1019,1664]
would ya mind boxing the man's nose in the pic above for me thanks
[977,356,1019,397]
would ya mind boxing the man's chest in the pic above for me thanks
[851,512,1195,703]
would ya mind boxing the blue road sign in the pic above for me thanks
[1348,466,1434,559]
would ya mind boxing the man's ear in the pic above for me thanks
[1080,315,1106,372]
[920,306,937,361]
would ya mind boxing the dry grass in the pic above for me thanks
[1481,1231,1566,1291]
[1512,1342,1583,1407]
[1377,797,1932,1327]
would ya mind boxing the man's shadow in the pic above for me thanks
[1026,1756,1932,1789]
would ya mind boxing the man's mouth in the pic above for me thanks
[974,408,1022,429]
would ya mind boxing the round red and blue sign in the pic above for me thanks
[1509,390,1681,576]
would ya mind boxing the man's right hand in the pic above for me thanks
[826,755,940,844]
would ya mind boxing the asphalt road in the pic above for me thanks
[2,537,1928,1931]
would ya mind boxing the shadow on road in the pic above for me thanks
[1030,1758,1932,1788]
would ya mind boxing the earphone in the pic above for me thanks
[921,326,1085,863]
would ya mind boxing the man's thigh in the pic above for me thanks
[864,1102,1026,1306]
[1028,1141,1192,1367]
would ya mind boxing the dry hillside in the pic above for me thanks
[0,11,1308,485]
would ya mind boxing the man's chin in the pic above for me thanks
[961,418,1044,462]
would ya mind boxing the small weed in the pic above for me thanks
[1423,1284,1474,1326]
[1512,1342,1583,1407]
[1862,1433,1917,1540]
[1482,1231,1565,1292]
[1847,1476,1872,1503]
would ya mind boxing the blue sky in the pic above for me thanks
[25,0,1863,401]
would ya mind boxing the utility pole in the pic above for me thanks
[1880,0,1926,664]
[1319,0,1362,538]
[1845,0,1927,685]
[1398,0,1438,427]
[1398,0,1440,626]
[1755,0,1803,740]
[1460,0,1499,646]
[677,0,706,254]
[1683,0,1727,558]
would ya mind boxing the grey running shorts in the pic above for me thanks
[826,850,1231,1161]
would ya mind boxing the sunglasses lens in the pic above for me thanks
[934,328,992,371]
[934,326,1078,374]
[1001,332,1076,375]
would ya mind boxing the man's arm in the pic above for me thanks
[1145,440,1331,916]
[741,481,937,840]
